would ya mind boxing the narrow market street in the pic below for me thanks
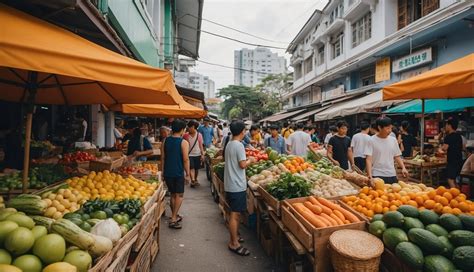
[153,170,280,272]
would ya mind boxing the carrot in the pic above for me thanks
[309,197,332,215]
[317,198,360,223]
[315,214,331,226]
[333,210,346,221]
[321,213,338,226]
[303,201,322,214]
[293,204,327,228]
[330,213,344,225]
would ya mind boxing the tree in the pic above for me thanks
[255,73,292,113]
[218,85,264,120]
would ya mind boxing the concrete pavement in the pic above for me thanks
[152,171,280,272]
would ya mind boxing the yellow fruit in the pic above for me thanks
[52,211,63,219]
[45,207,57,217]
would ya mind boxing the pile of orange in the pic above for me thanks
[342,185,474,218]
[283,157,313,174]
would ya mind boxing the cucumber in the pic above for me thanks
[438,236,454,258]
[395,241,424,269]
[398,205,419,218]
[426,224,449,237]
[382,211,405,228]
[459,214,474,231]
[419,210,439,225]
[448,230,474,247]
[451,246,474,271]
[423,255,456,272]
[383,227,408,250]
[408,228,445,254]
[403,217,424,232]
[439,214,463,231]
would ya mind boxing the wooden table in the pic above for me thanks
[403,159,447,186]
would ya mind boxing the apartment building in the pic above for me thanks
[286,0,474,110]
[234,47,287,87]
[175,59,216,99]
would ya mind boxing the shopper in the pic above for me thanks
[222,122,230,138]
[161,119,190,229]
[281,122,294,139]
[183,120,205,187]
[286,123,311,156]
[127,128,153,161]
[365,117,409,184]
[400,121,417,158]
[242,125,261,148]
[324,126,337,148]
[461,147,474,174]
[351,121,371,171]
[198,118,214,149]
[439,119,464,188]
[311,127,321,144]
[328,121,354,170]
[224,121,252,256]
[265,125,286,154]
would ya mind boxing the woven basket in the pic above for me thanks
[329,229,384,272]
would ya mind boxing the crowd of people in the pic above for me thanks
[119,115,471,257]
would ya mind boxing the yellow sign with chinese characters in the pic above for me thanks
[375,57,391,83]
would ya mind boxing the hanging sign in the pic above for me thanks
[375,57,391,82]
[392,48,432,73]
[425,119,439,137]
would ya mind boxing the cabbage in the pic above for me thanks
[90,219,121,244]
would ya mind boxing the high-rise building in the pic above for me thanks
[175,58,216,98]
[234,47,287,87]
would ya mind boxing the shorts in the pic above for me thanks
[226,191,247,213]
[374,176,398,184]
[189,156,201,170]
[165,176,185,194]
[354,157,366,171]
[446,163,462,180]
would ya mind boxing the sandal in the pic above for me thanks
[169,214,183,222]
[238,237,244,243]
[168,221,182,229]
[228,246,250,256]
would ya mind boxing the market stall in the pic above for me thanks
[0,4,184,192]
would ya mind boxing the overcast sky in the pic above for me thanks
[192,0,329,92]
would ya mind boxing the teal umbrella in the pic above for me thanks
[385,98,474,113]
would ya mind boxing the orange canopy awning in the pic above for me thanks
[0,4,182,105]
[110,100,207,119]
[383,53,474,100]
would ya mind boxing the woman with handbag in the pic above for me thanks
[183,120,205,187]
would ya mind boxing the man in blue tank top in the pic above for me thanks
[161,119,190,229]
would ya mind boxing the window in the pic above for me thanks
[398,0,439,30]
[329,3,344,24]
[304,55,313,74]
[360,66,375,86]
[317,46,325,66]
[294,64,302,80]
[352,12,372,48]
[331,33,344,59]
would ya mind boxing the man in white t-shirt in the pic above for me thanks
[351,121,371,171]
[286,123,311,156]
[365,117,408,184]
[324,126,337,148]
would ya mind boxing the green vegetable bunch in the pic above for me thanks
[266,173,312,200]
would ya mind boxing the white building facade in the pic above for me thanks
[234,47,287,87]
[287,0,473,110]
[175,58,216,99]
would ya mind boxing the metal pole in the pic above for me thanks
[420,99,425,156]
[22,71,38,193]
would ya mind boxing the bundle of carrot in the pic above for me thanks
[292,196,361,228]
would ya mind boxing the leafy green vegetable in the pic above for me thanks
[266,173,312,200]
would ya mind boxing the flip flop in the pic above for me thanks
[168,221,182,229]
[228,246,250,256]
[238,237,244,243]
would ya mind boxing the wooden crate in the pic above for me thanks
[134,202,159,251]
[89,157,125,172]
[257,185,281,216]
[105,235,138,272]
[281,197,366,272]
[212,173,225,199]
[150,223,160,262]
[107,151,124,158]
[113,220,140,254]
[130,230,154,272]
[142,182,162,212]
[88,248,115,272]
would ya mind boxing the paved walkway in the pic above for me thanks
[152,171,279,272]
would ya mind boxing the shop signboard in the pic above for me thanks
[375,57,391,82]
[392,48,432,73]
[425,119,439,137]
[400,66,430,80]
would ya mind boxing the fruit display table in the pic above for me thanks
[403,159,447,186]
